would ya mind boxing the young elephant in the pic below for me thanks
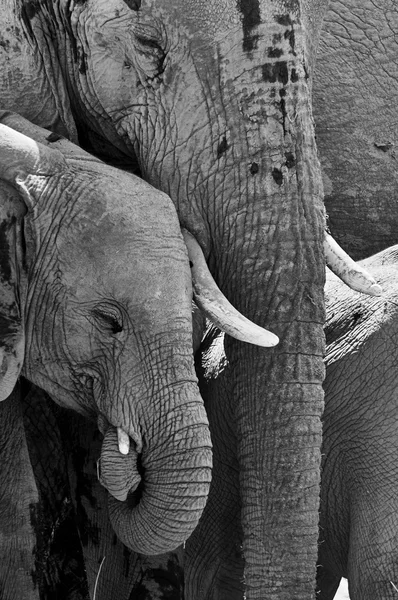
[0,111,214,557]
[318,245,398,599]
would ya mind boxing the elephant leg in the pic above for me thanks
[0,383,40,600]
[20,380,89,599]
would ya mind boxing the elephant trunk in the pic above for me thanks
[100,388,212,555]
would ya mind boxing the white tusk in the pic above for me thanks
[117,428,130,455]
[182,229,279,348]
[324,233,382,296]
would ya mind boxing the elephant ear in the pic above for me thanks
[0,181,26,401]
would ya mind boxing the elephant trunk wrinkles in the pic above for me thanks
[234,131,324,594]
[103,388,212,555]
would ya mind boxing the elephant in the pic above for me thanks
[317,244,398,599]
[313,0,398,260]
[0,2,381,597]
[0,111,217,583]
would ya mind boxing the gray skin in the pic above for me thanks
[0,386,42,600]
[313,0,398,260]
[1,2,329,597]
[317,245,398,599]
[0,113,212,572]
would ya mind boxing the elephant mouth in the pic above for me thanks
[97,420,143,502]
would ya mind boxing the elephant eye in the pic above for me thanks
[92,305,124,335]
[131,21,167,78]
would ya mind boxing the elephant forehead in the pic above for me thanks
[57,209,191,304]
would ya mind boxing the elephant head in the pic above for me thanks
[0,112,216,555]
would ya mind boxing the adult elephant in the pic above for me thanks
[0,2,378,597]
[0,112,214,568]
[313,0,398,260]
[318,245,398,599]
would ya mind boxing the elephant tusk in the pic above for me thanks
[182,229,279,348]
[117,428,130,455]
[324,233,382,296]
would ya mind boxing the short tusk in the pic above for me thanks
[324,233,382,296]
[117,428,130,455]
[182,229,279,348]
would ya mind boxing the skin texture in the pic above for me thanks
[318,246,398,599]
[313,0,398,259]
[1,1,329,597]
[0,113,212,573]
[0,384,40,600]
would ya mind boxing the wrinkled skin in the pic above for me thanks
[0,384,42,600]
[0,113,212,598]
[1,1,329,597]
[313,0,398,259]
[318,246,398,600]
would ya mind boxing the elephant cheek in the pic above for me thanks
[98,426,141,502]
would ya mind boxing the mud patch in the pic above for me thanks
[237,0,261,53]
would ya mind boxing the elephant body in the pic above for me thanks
[313,0,398,259]
[318,246,398,599]
[1,1,331,597]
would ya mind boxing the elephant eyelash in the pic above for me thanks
[91,306,124,335]
[131,22,167,78]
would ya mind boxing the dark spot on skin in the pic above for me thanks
[262,62,289,86]
[123,0,142,9]
[20,1,38,38]
[284,28,296,55]
[275,14,293,27]
[291,68,299,83]
[23,0,39,20]
[267,47,283,58]
[217,136,229,159]
[352,312,362,324]
[237,0,261,53]
[279,89,287,135]
[272,168,283,186]
[78,52,87,74]
[279,99,286,133]
[46,132,63,143]
[0,39,10,50]
[285,152,296,168]
[0,315,18,340]
[250,162,259,175]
